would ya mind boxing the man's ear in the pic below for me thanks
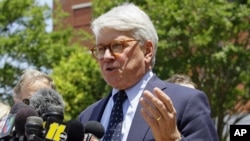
[143,40,153,59]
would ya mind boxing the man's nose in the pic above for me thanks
[103,48,114,59]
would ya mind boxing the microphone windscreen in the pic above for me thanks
[14,108,39,135]
[29,88,65,117]
[9,102,30,114]
[84,121,105,139]
[66,119,85,141]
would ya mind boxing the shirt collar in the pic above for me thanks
[112,70,154,105]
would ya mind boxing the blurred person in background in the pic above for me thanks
[0,102,10,119]
[13,69,56,105]
[166,74,197,89]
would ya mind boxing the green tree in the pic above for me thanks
[0,0,105,122]
[0,0,76,104]
[51,46,110,120]
[92,0,250,140]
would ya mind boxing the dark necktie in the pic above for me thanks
[103,90,127,141]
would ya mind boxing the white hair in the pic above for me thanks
[91,3,158,67]
[13,69,56,100]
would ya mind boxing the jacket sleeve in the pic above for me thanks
[177,91,219,141]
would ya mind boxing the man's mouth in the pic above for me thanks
[106,67,117,71]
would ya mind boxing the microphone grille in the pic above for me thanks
[85,120,105,139]
[25,116,43,136]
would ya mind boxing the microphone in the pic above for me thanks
[14,107,39,140]
[84,121,105,141]
[43,106,66,141]
[29,88,65,117]
[65,119,85,141]
[44,119,67,141]
[42,106,64,122]
[1,102,36,140]
[9,102,30,114]
[29,88,66,141]
[25,116,44,141]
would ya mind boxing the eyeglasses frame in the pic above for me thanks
[90,39,140,59]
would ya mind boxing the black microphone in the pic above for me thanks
[43,118,67,141]
[1,102,35,141]
[42,106,66,141]
[25,116,44,141]
[29,88,65,117]
[14,107,39,140]
[84,121,105,141]
[42,106,64,122]
[29,88,66,141]
[10,102,30,114]
[66,119,85,141]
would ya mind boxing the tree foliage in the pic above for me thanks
[0,0,107,121]
[93,0,250,140]
[0,0,76,104]
[51,46,110,120]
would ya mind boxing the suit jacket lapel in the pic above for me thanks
[89,93,112,121]
[127,75,167,140]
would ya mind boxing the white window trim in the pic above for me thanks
[72,2,92,10]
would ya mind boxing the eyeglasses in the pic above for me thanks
[91,39,140,59]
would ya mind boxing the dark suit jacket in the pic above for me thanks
[78,75,219,141]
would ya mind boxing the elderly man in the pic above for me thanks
[79,3,219,141]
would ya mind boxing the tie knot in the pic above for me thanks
[113,90,127,103]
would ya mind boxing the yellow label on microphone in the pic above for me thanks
[45,122,66,141]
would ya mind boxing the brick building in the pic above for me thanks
[59,0,92,32]
[57,0,93,47]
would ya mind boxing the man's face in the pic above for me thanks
[20,78,51,102]
[95,29,153,90]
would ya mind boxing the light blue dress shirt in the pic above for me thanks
[100,71,154,141]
